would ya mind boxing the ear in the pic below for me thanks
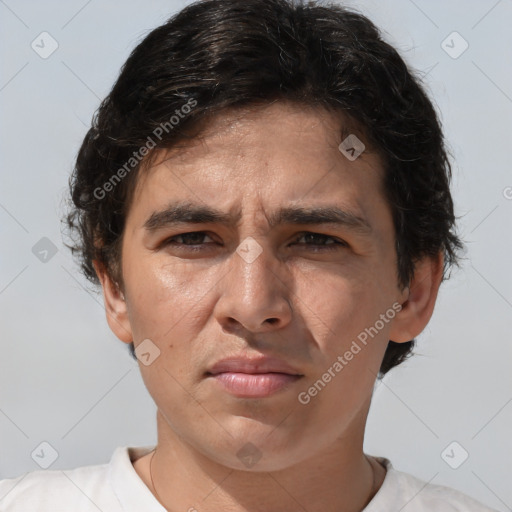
[93,260,133,344]
[389,252,444,343]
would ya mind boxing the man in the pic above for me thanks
[0,0,498,510]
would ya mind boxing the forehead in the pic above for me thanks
[162,103,370,162]
[128,102,386,225]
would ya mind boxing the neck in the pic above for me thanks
[135,410,386,512]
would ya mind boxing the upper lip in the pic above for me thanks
[207,356,303,376]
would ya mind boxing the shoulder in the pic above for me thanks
[0,450,119,511]
[367,457,499,512]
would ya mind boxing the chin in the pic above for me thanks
[201,424,311,472]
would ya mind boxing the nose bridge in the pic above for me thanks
[235,236,278,298]
[216,235,292,332]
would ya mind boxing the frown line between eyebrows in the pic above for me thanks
[143,200,373,235]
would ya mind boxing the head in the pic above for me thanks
[64,0,461,469]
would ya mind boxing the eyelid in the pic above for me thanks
[162,231,216,244]
[294,231,348,246]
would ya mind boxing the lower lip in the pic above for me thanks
[208,372,302,398]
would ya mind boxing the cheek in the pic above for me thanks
[295,261,378,329]
[123,253,212,342]
[293,270,389,422]
[294,261,394,367]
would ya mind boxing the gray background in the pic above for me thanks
[1,0,511,510]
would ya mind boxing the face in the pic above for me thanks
[103,102,417,471]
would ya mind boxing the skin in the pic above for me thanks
[95,101,443,512]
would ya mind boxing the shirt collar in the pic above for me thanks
[108,445,165,511]
[363,456,401,511]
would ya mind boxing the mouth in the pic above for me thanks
[205,356,304,398]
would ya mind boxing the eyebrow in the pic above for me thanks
[143,201,372,235]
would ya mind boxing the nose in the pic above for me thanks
[214,240,293,335]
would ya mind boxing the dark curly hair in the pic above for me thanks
[64,0,462,378]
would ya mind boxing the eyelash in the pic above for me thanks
[161,231,347,252]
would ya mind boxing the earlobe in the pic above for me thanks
[389,252,444,343]
[93,260,133,344]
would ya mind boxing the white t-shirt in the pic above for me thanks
[0,445,498,511]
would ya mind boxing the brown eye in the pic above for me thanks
[161,231,216,250]
[293,232,347,251]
